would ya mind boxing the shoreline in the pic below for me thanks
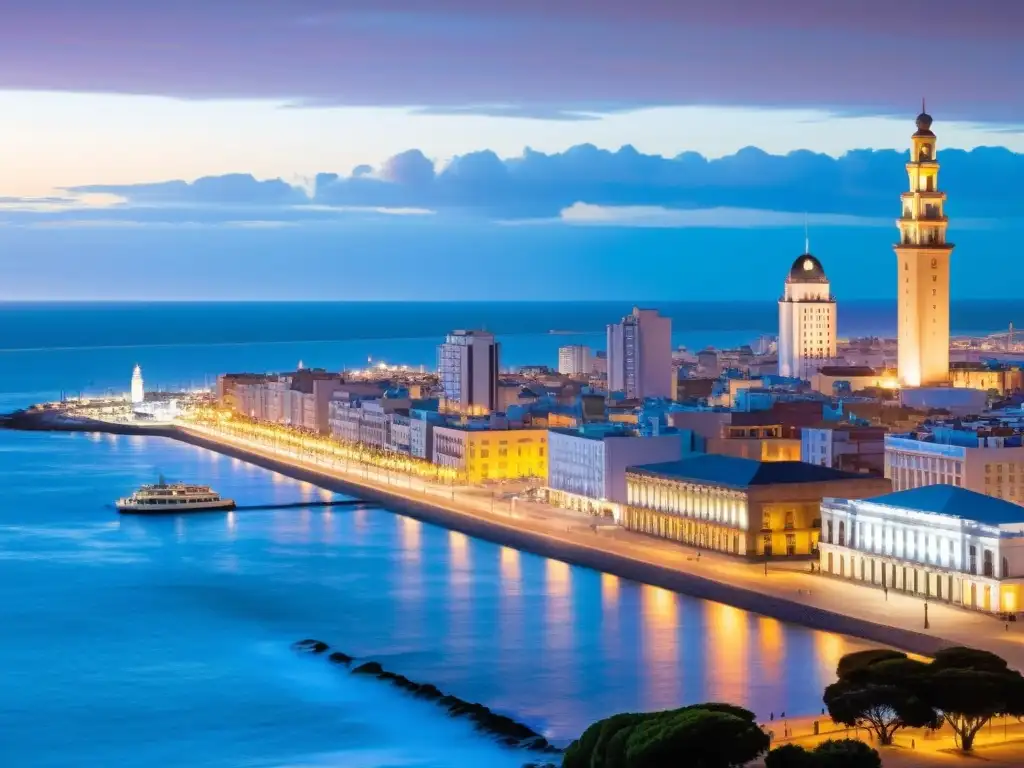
[0,413,956,659]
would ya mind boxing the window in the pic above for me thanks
[784,511,795,530]
[762,512,772,531]
[786,534,796,556]
[969,545,978,575]
[838,521,846,547]
[1003,557,1010,579]
[827,520,834,544]
[984,550,994,578]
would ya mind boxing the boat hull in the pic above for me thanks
[116,499,237,515]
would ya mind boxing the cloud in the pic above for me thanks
[52,143,1024,226]
[552,204,891,229]
[1,2,1023,123]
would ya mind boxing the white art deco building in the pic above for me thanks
[130,364,145,405]
[777,249,837,379]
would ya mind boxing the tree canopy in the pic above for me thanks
[562,703,769,768]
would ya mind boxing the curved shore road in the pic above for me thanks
[156,422,1024,669]
[20,415,1024,668]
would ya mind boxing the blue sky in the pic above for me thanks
[0,1,1022,300]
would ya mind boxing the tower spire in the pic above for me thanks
[804,213,810,254]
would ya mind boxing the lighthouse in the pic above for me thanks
[131,365,145,405]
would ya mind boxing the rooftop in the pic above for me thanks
[629,454,867,489]
[865,485,1024,527]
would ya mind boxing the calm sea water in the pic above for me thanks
[0,430,874,767]
[0,300,1021,412]
[0,301,981,767]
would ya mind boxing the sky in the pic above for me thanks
[1,1,1023,300]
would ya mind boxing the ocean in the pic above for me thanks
[0,300,995,767]
[0,299,1020,412]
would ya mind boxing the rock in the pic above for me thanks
[352,661,384,676]
[327,651,353,666]
[293,639,329,654]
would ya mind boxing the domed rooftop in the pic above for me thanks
[914,101,935,136]
[787,253,828,283]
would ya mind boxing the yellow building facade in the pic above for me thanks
[623,455,891,559]
[432,425,548,484]
[895,107,953,387]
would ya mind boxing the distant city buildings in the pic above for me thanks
[895,108,953,387]
[557,344,592,377]
[438,330,499,414]
[802,424,886,474]
[777,250,837,379]
[607,307,673,400]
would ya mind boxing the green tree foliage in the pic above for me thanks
[921,648,1024,752]
[813,739,882,768]
[764,743,818,768]
[562,703,768,768]
[824,651,939,745]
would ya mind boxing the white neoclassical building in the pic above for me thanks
[819,484,1024,614]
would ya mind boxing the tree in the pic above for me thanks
[624,708,769,768]
[824,652,938,745]
[813,739,881,768]
[764,744,818,768]
[561,704,768,768]
[918,646,1024,752]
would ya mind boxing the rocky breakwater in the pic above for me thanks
[293,638,561,764]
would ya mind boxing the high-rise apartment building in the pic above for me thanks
[606,307,672,400]
[895,107,953,387]
[558,344,592,376]
[777,249,837,379]
[437,330,499,414]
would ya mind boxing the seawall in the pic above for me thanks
[2,413,951,658]
[164,429,950,658]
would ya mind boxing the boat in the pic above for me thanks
[116,475,235,514]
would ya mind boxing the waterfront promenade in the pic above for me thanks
[171,420,1024,670]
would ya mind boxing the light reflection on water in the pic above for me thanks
[0,431,882,767]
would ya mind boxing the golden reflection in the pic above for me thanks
[226,510,237,536]
[757,616,784,689]
[499,546,521,589]
[814,631,845,675]
[544,559,573,654]
[601,572,620,610]
[400,517,422,564]
[640,585,679,710]
[705,602,749,704]
[449,530,469,570]
[271,470,283,485]
[318,488,333,502]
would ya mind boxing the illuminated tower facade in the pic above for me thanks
[895,107,953,387]
[778,247,837,379]
[130,364,145,405]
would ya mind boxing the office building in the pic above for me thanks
[819,485,1024,614]
[438,330,499,414]
[558,345,593,376]
[431,424,547,484]
[607,307,672,400]
[546,425,688,517]
[895,107,954,387]
[885,429,1024,503]
[778,248,837,379]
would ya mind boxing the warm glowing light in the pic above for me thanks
[601,572,620,609]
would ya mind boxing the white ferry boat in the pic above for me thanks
[116,476,235,514]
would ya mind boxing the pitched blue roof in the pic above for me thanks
[630,454,866,489]
[867,484,1024,526]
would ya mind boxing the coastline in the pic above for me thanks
[0,411,960,659]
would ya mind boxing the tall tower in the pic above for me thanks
[895,106,954,387]
[778,245,837,379]
[130,364,145,405]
